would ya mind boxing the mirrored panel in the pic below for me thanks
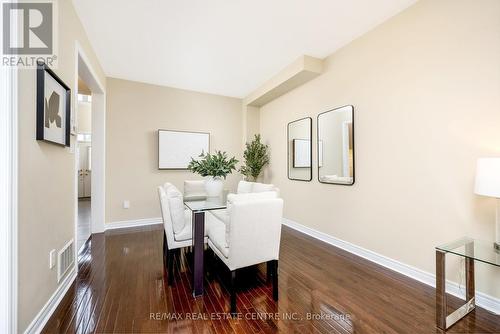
[288,117,312,181]
[318,105,354,185]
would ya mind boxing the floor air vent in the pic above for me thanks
[58,239,75,282]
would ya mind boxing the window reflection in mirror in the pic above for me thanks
[317,106,354,185]
[287,117,312,181]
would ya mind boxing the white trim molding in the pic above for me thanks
[282,218,500,315]
[0,49,19,334]
[23,268,77,334]
[105,217,163,231]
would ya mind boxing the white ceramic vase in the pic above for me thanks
[205,176,224,197]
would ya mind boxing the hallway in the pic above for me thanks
[77,199,91,253]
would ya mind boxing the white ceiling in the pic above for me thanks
[72,0,416,98]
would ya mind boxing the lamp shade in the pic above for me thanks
[474,158,500,198]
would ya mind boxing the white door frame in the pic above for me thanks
[0,55,18,334]
[74,42,106,260]
[1,0,19,329]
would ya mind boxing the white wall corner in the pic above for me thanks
[282,218,500,315]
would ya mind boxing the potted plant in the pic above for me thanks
[239,134,270,181]
[188,151,238,197]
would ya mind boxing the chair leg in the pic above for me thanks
[266,261,273,283]
[206,248,214,281]
[167,247,175,285]
[230,270,237,316]
[272,260,278,301]
[163,234,167,266]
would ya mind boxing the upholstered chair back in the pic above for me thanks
[164,183,186,234]
[157,184,176,247]
[184,180,207,200]
[236,180,280,197]
[226,197,283,270]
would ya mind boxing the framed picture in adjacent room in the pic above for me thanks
[36,61,71,146]
[292,139,311,168]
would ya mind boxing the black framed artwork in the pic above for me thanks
[36,61,71,146]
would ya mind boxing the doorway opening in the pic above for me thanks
[76,79,92,252]
[74,43,106,264]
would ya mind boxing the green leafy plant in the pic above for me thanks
[187,151,238,179]
[239,134,270,181]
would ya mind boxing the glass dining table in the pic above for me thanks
[184,192,228,297]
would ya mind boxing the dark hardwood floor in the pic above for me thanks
[42,224,500,333]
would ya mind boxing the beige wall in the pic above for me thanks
[106,78,243,223]
[245,105,260,143]
[17,0,105,331]
[260,0,500,299]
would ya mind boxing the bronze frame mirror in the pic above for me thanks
[317,105,355,185]
[287,117,312,181]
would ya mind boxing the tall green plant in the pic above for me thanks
[187,151,238,179]
[239,134,270,181]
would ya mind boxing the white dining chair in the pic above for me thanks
[210,181,280,223]
[158,182,208,284]
[206,192,283,315]
[236,180,280,195]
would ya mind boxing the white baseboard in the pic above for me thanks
[105,217,162,230]
[282,218,500,315]
[23,267,77,334]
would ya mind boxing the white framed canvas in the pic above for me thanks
[158,129,210,169]
[293,139,311,168]
[36,62,71,146]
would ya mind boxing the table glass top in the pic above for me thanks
[436,237,500,267]
[183,192,228,212]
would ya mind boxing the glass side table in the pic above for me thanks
[435,237,500,330]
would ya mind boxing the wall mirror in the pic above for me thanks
[317,105,354,185]
[287,117,312,181]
